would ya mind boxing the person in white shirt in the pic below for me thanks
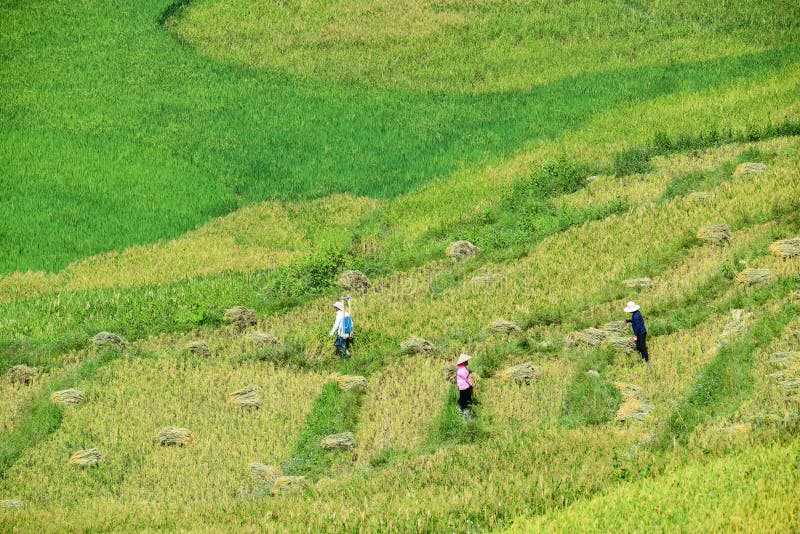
[329,300,352,358]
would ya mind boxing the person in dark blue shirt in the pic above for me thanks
[624,301,649,363]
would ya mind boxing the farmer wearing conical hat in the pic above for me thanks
[624,301,649,363]
[456,353,474,419]
[329,300,352,358]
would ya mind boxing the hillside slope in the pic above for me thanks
[1,136,799,531]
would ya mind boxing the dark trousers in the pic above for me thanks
[636,332,649,362]
[458,386,473,411]
[334,336,351,357]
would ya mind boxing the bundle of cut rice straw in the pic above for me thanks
[489,319,522,335]
[697,225,731,246]
[224,306,257,329]
[229,386,261,408]
[69,448,102,467]
[249,463,280,483]
[186,340,210,357]
[92,331,126,347]
[155,426,194,446]
[5,365,36,385]
[496,362,537,385]
[734,268,771,285]
[621,277,653,290]
[51,388,84,406]
[603,336,636,354]
[400,337,435,355]
[769,237,800,259]
[335,375,367,393]
[445,240,480,261]
[563,328,606,348]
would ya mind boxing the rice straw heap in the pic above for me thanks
[489,319,522,335]
[249,463,281,483]
[155,426,194,446]
[767,351,800,400]
[601,320,630,335]
[186,340,210,358]
[496,362,537,385]
[335,375,367,393]
[224,306,257,329]
[732,162,767,177]
[51,388,84,406]
[0,500,23,509]
[69,448,102,467]
[228,386,261,408]
[614,383,654,423]
[320,432,356,451]
[769,237,800,259]
[563,327,606,348]
[400,336,435,355]
[697,225,731,246]
[445,240,480,261]
[734,268,771,285]
[685,191,709,203]
[250,331,279,346]
[603,336,636,354]
[767,352,800,370]
[621,277,653,290]
[270,476,308,496]
[5,365,36,385]
[92,331,126,347]
[337,269,370,293]
[717,309,752,348]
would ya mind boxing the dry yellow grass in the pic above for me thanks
[481,359,571,429]
[728,316,800,427]
[552,171,666,213]
[0,373,48,433]
[353,355,448,459]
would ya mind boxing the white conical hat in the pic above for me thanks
[333,301,344,310]
[457,353,472,365]
[624,301,640,313]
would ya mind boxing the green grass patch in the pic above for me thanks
[283,382,363,479]
[427,385,486,448]
[561,349,621,428]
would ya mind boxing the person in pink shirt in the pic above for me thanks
[456,353,474,419]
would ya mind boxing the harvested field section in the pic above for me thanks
[168,139,800,368]
[576,222,778,326]
[605,314,731,430]
[0,357,326,506]
[480,359,572,429]
[552,172,666,213]
[266,427,634,532]
[736,316,800,421]
[354,355,447,459]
